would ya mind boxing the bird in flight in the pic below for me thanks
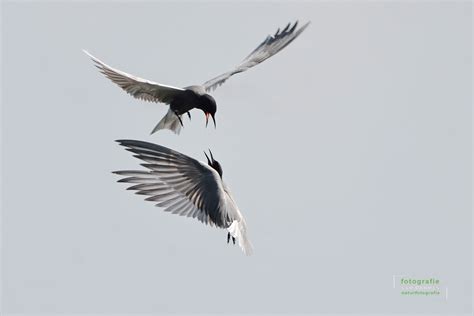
[84,20,310,135]
[113,139,253,255]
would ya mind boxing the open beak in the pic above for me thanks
[209,149,214,162]
[204,151,211,164]
[205,113,216,128]
[211,113,216,128]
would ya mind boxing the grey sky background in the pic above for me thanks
[1,1,472,315]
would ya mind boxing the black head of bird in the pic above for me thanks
[198,94,217,128]
[204,149,223,178]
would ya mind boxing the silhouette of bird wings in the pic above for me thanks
[203,21,310,92]
[113,140,234,229]
[84,50,185,104]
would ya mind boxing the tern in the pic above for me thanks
[84,21,310,134]
[113,139,253,255]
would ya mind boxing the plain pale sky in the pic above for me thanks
[1,1,472,315]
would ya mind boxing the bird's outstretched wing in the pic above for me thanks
[203,21,310,92]
[114,140,233,229]
[84,50,185,104]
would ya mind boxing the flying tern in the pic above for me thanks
[113,139,253,255]
[84,21,310,134]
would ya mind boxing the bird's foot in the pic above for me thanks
[227,233,236,245]
[175,111,184,126]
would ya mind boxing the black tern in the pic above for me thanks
[84,21,310,134]
[113,139,253,255]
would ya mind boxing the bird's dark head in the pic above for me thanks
[204,149,223,178]
[199,94,217,128]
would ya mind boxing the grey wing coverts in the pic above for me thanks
[203,20,311,91]
[83,50,185,104]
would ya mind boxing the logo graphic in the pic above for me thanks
[393,275,447,300]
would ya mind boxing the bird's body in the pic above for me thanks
[114,140,253,255]
[169,89,198,115]
[153,86,215,134]
[85,21,310,134]
[169,86,211,115]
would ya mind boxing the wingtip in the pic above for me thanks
[82,49,93,58]
[291,20,310,36]
[301,20,311,29]
[82,49,103,65]
[115,139,136,148]
[293,20,311,29]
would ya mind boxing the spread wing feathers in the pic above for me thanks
[113,140,234,228]
[83,50,185,104]
[203,21,310,91]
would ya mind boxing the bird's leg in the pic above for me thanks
[227,232,231,244]
[187,112,191,120]
[232,237,236,245]
[174,111,184,126]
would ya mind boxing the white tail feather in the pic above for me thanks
[228,220,253,256]
[151,109,182,135]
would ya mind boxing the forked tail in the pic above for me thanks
[227,220,253,256]
[151,109,182,135]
